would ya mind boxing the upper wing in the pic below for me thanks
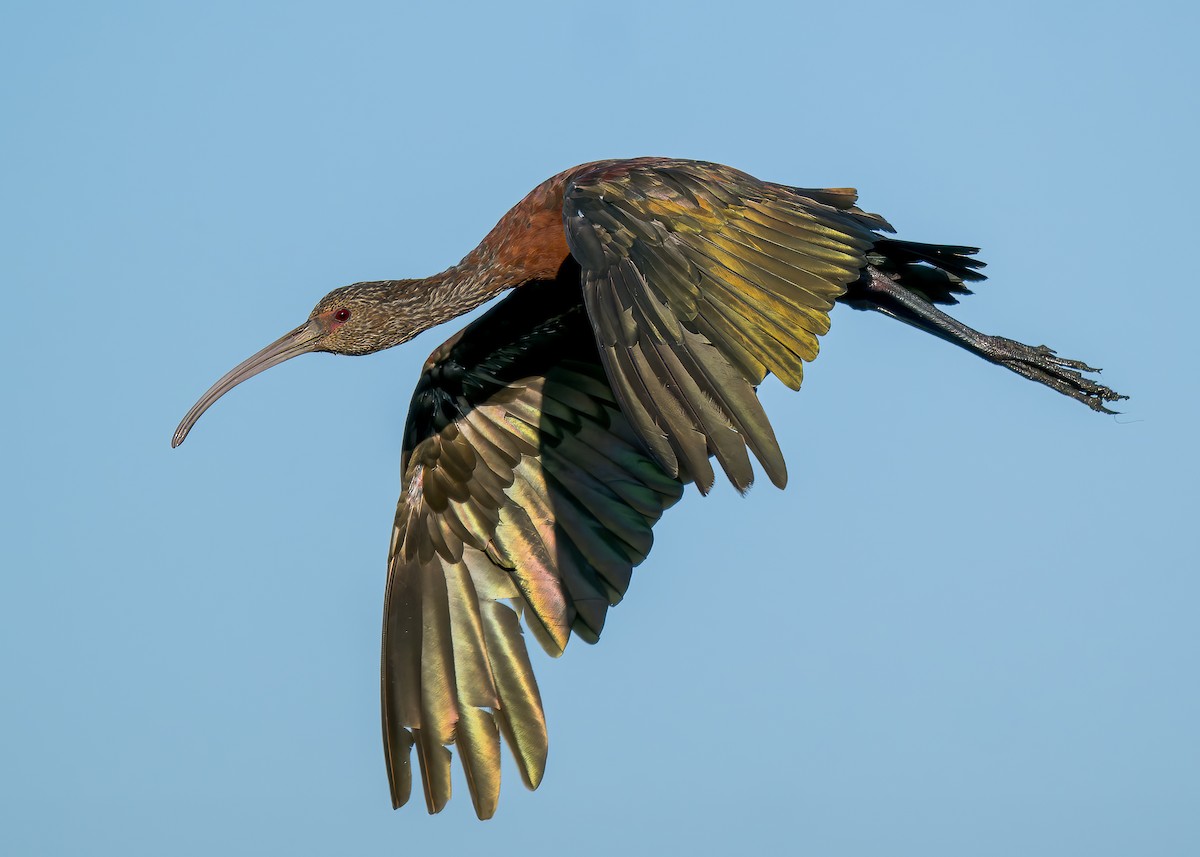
[381,269,684,819]
[564,159,888,493]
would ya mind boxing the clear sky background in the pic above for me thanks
[3,1,1197,855]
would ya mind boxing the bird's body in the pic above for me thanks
[173,157,1124,819]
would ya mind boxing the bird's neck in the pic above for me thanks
[427,252,517,321]
[370,247,530,349]
[434,256,518,321]
[377,182,573,344]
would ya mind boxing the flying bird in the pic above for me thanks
[173,157,1124,819]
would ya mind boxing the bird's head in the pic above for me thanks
[172,279,426,448]
[306,279,432,356]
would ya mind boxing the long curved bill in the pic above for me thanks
[172,319,324,448]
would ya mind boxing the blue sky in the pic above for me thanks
[3,1,1197,854]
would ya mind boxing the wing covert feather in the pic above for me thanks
[564,159,885,492]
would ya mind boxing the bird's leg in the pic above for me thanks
[847,268,1127,413]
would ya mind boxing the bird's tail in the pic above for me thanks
[864,238,988,306]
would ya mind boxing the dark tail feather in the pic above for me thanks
[866,238,987,305]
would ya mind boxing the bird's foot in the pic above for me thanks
[983,337,1127,414]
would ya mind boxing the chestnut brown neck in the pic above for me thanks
[370,166,580,348]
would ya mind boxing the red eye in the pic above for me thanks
[333,309,351,323]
